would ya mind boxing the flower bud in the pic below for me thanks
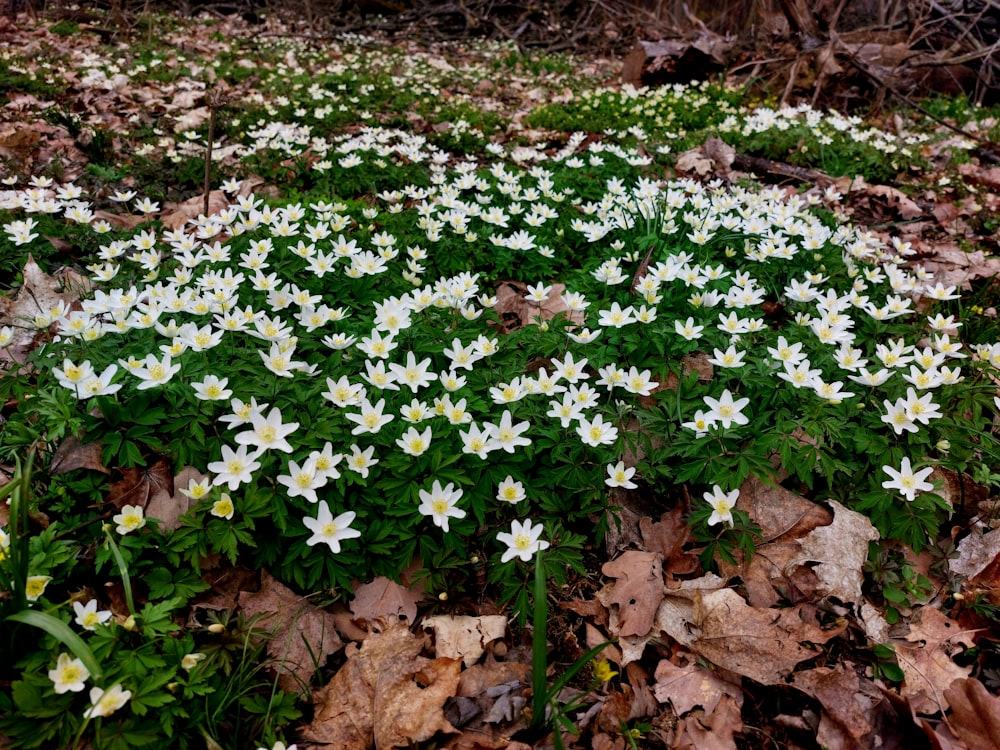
[438,591,448,602]
[122,615,137,631]
[208,623,226,634]
[936,440,950,454]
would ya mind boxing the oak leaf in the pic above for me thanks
[655,586,845,685]
[350,576,422,627]
[652,657,742,716]
[302,622,459,749]
[896,607,976,715]
[238,571,342,692]
[599,550,664,638]
[106,458,173,510]
[944,678,1000,750]
[786,500,880,606]
[423,615,506,667]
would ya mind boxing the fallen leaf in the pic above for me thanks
[238,570,342,691]
[950,528,1000,581]
[739,474,832,541]
[145,466,207,531]
[639,508,699,579]
[599,551,665,638]
[423,615,507,667]
[49,435,109,475]
[160,190,229,230]
[895,607,976,715]
[786,500,880,606]
[867,185,924,220]
[0,256,81,364]
[302,622,459,749]
[943,678,1000,750]
[351,576,422,627]
[793,664,888,748]
[490,281,582,333]
[673,694,743,750]
[106,458,173,509]
[652,657,742,715]
[655,587,846,686]
[674,147,714,176]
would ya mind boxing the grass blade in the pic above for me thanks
[7,610,103,679]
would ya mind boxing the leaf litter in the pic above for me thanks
[2,12,1000,750]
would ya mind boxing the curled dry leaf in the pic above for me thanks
[490,281,582,333]
[0,257,81,365]
[303,622,459,749]
[640,508,699,580]
[237,570,342,692]
[943,677,1000,750]
[350,575,422,627]
[950,527,1000,581]
[655,584,846,686]
[599,550,665,638]
[786,500,880,606]
[793,664,898,749]
[653,657,742,716]
[49,434,109,476]
[145,465,207,531]
[160,190,229,230]
[423,614,507,667]
[106,457,173,510]
[896,607,977,716]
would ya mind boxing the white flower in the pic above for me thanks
[496,476,526,503]
[497,519,550,562]
[49,653,89,694]
[605,461,638,489]
[303,501,360,553]
[396,425,433,456]
[208,443,263,490]
[83,683,132,719]
[702,389,749,429]
[704,485,738,526]
[191,374,233,401]
[486,410,532,453]
[577,413,618,447]
[418,480,466,532]
[881,458,935,502]
[112,505,146,535]
[73,599,112,630]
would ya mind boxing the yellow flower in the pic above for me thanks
[211,494,235,520]
[593,659,618,683]
[26,575,52,602]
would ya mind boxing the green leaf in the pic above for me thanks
[6,610,103,679]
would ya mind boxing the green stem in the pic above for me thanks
[530,550,548,731]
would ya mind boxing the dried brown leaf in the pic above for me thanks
[350,576,422,627]
[145,466,206,531]
[303,623,459,749]
[106,458,173,510]
[640,508,699,579]
[786,500,880,606]
[49,435,109,475]
[238,570,342,691]
[652,657,742,715]
[423,615,506,667]
[160,190,229,230]
[655,586,845,685]
[739,475,833,541]
[896,607,976,715]
[943,678,1000,750]
[793,664,889,748]
[600,551,665,638]
[950,528,1000,581]
[673,694,743,750]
